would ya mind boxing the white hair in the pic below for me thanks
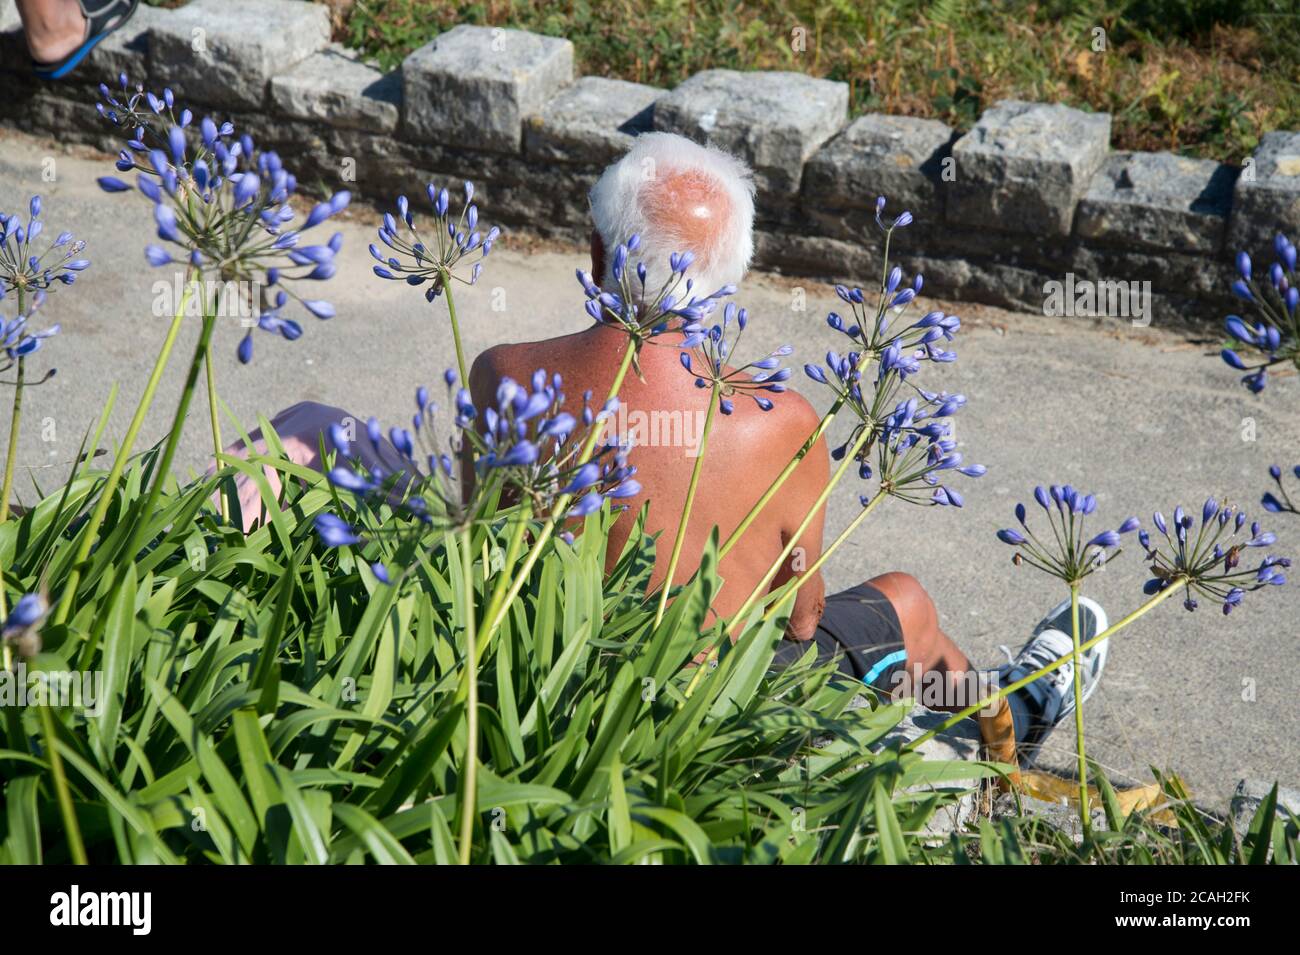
[588,132,755,298]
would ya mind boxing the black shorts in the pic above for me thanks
[771,583,908,691]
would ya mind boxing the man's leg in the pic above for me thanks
[795,571,1036,735]
[869,572,1111,754]
[868,571,976,713]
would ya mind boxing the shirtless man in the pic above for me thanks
[467,133,1110,753]
[232,133,1109,757]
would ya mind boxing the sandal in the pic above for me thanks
[31,0,140,81]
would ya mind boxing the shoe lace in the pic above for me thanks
[999,640,1071,688]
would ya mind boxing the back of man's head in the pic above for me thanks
[589,132,755,297]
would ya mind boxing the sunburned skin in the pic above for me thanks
[470,315,831,638]
[469,167,831,638]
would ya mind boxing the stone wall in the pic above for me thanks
[3,0,1298,325]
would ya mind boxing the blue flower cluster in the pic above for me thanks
[1,590,46,657]
[996,485,1140,583]
[0,195,89,300]
[801,200,979,507]
[95,74,349,363]
[316,369,638,561]
[1,300,59,378]
[1263,464,1299,515]
[577,238,735,369]
[1220,233,1297,393]
[679,302,792,414]
[370,182,499,300]
[1136,499,1285,614]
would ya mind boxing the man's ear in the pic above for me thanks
[590,229,606,286]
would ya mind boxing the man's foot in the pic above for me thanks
[996,596,1109,761]
[28,0,139,80]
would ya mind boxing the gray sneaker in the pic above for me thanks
[996,596,1109,760]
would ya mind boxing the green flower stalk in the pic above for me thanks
[0,355,23,528]
[652,381,719,628]
[457,527,479,865]
[370,183,500,386]
[908,583,1183,754]
[52,274,196,626]
[992,484,1138,831]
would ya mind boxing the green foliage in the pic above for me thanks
[0,430,999,863]
[3,429,1293,863]
[342,0,1298,161]
[965,769,1300,864]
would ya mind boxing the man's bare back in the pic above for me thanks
[470,320,830,636]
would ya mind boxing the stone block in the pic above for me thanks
[947,100,1111,237]
[1077,151,1235,253]
[271,43,399,133]
[653,69,848,196]
[878,706,985,839]
[524,75,661,165]
[402,25,573,153]
[1228,131,1300,256]
[148,0,331,109]
[805,113,953,225]
[1230,777,1300,838]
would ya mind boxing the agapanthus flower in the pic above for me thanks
[1136,497,1287,613]
[858,387,984,507]
[369,181,499,300]
[0,195,89,300]
[874,195,914,232]
[1261,463,1299,515]
[94,74,348,363]
[317,368,638,557]
[576,238,736,374]
[996,485,1139,583]
[1218,232,1298,393]
[801,203,978,508]
[1,298,59,380]
[678,302,791,414]
[2,590,47,658]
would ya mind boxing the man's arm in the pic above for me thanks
[769,400,830,641]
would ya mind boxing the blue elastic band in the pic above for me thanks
[862,650,908,688]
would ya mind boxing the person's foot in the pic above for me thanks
[26,0,139,80]
[995,596,1109,761]
[22,2,87,65]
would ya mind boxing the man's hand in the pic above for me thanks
[783,573,825,642]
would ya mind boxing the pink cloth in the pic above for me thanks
[212,400,405,532]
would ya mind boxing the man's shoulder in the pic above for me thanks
[471,334,577,381]
[470,341,531,391]
[758,387,822,444]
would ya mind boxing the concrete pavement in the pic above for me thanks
[2,127,1297,806]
